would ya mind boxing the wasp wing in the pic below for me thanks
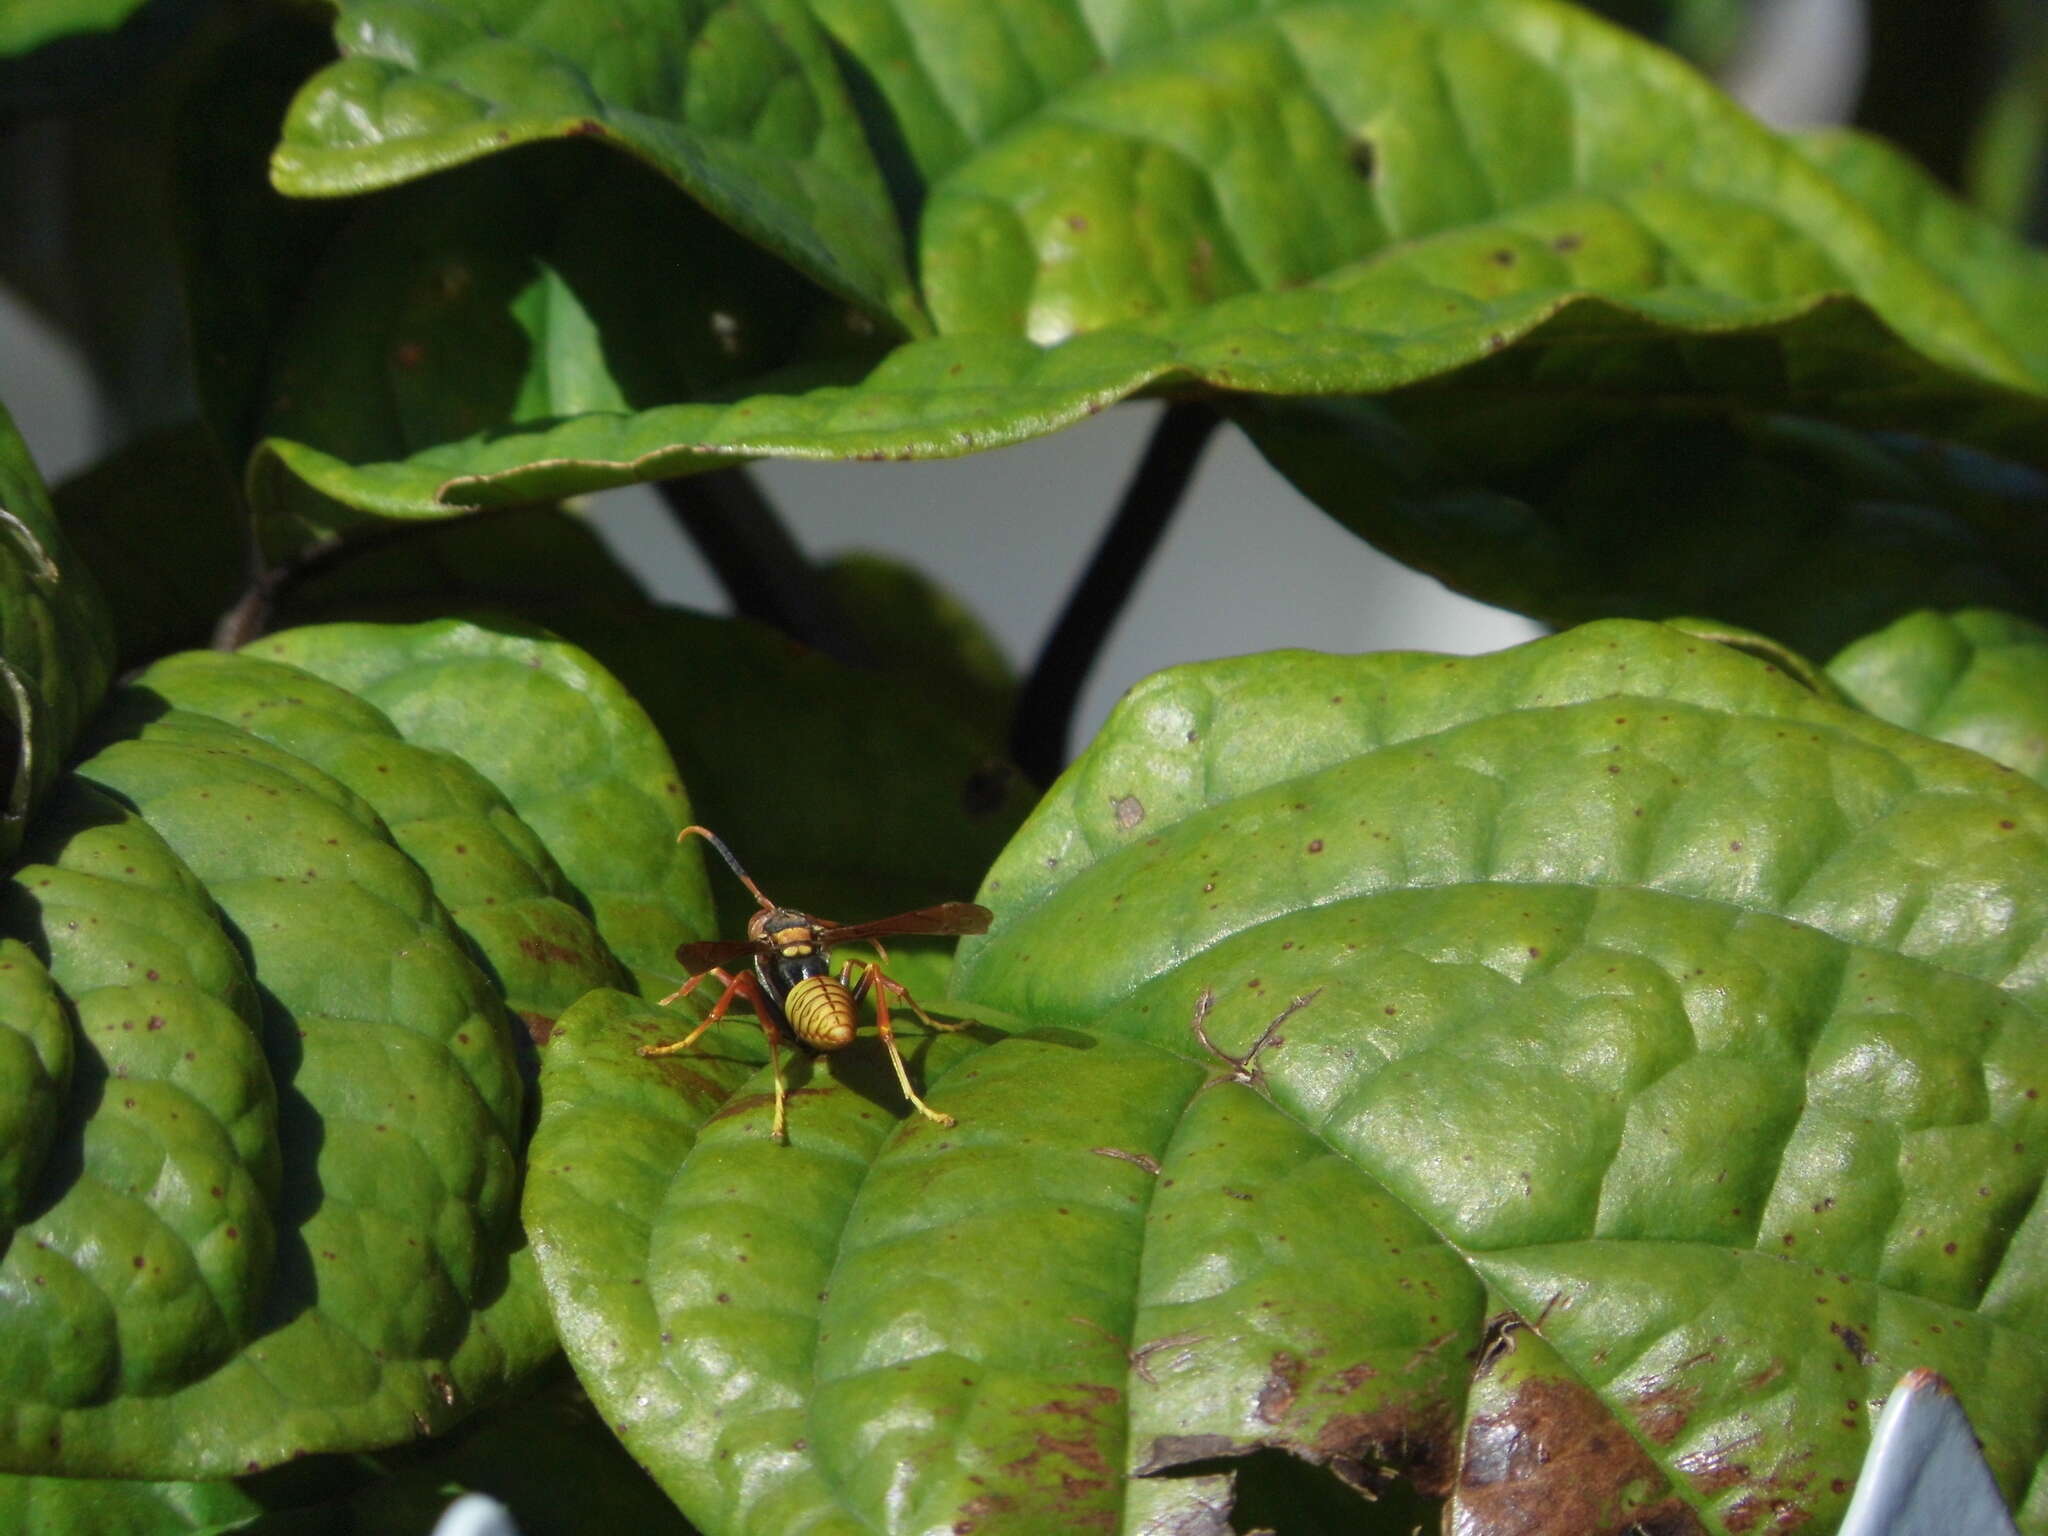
[819,902,994,946]
[674,937,767,972]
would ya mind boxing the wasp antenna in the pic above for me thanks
[676,825,776,911]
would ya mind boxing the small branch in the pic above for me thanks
[657,468,870,666]
[1011,401,1220,786]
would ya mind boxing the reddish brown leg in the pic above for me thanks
[644,967,750,1054]
[642,967,793,1142]
[847,961,956,1128]
[843,963,969,1033]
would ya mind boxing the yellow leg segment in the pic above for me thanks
[847,961,956,1128]
[642,966,792,1142]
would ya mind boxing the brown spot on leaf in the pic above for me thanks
[1316,1397,1459,1497]
[1091,1146,1160,1174]
[1830,1322,1877,1366]
[517,934,590,967]
[1629,1382,1698,1446]
[1256,1352,1303,1424]
[1111,795,1145,830]
[1457,1375,1707,1535]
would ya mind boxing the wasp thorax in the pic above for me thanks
[783,975,858,1049]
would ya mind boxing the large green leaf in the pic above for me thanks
[0,1471,268,1536]
[1829,609,2048,786]
[271,0,917,332]
[137,648,635,1040]
[243,618,711,1001]
[0,617,701,1478]
[532,620,2048,1534]
[0,400,116,862]
[1,676,546,1477]
[247,0,2048,588]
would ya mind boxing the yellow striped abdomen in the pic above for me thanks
[783,975,857,1050]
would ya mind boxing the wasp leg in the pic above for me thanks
[848,961,956,1128]
[656,965,715,1010]
[843,963,972,1033]
[643,967,744,1057]
[762,1014,790,1143]
[642,968,792,1143]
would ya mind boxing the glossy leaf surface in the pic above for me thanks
[1829,609,2048,786]
[272,0,917,331]
[0,619,694,1478]
[244,619,710,1002]
[533,620,2048,1535]
[248,0,2048,652]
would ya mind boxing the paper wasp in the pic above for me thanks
[640,825,993,1140]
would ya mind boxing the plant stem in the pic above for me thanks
[657,467,870,666]
[1012,401,1221,787]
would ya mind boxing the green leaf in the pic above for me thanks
[243,619,711,1002]
[248,0,2048,550]
[0,1368,698,1534]
[1829,608,2048,786]
[1797,129,2048,387]
[250,141,869,551]
[820,551,1018,743]
[0,400,117,862]
[0,776,286,1471]
[0,1471,268,1536]
[0,667,554,1477]
[1233,379,2048,660]
[0,939,70,1228]
[533,619,2048,1534]
[136,648,635,1042]
[0,615,747,1482]
[272,0,918,332]
[953,617,2048,1525]
[49,425,247,673]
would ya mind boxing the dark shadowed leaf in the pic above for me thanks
[0,400,115,860]
[543,603,1031,938]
